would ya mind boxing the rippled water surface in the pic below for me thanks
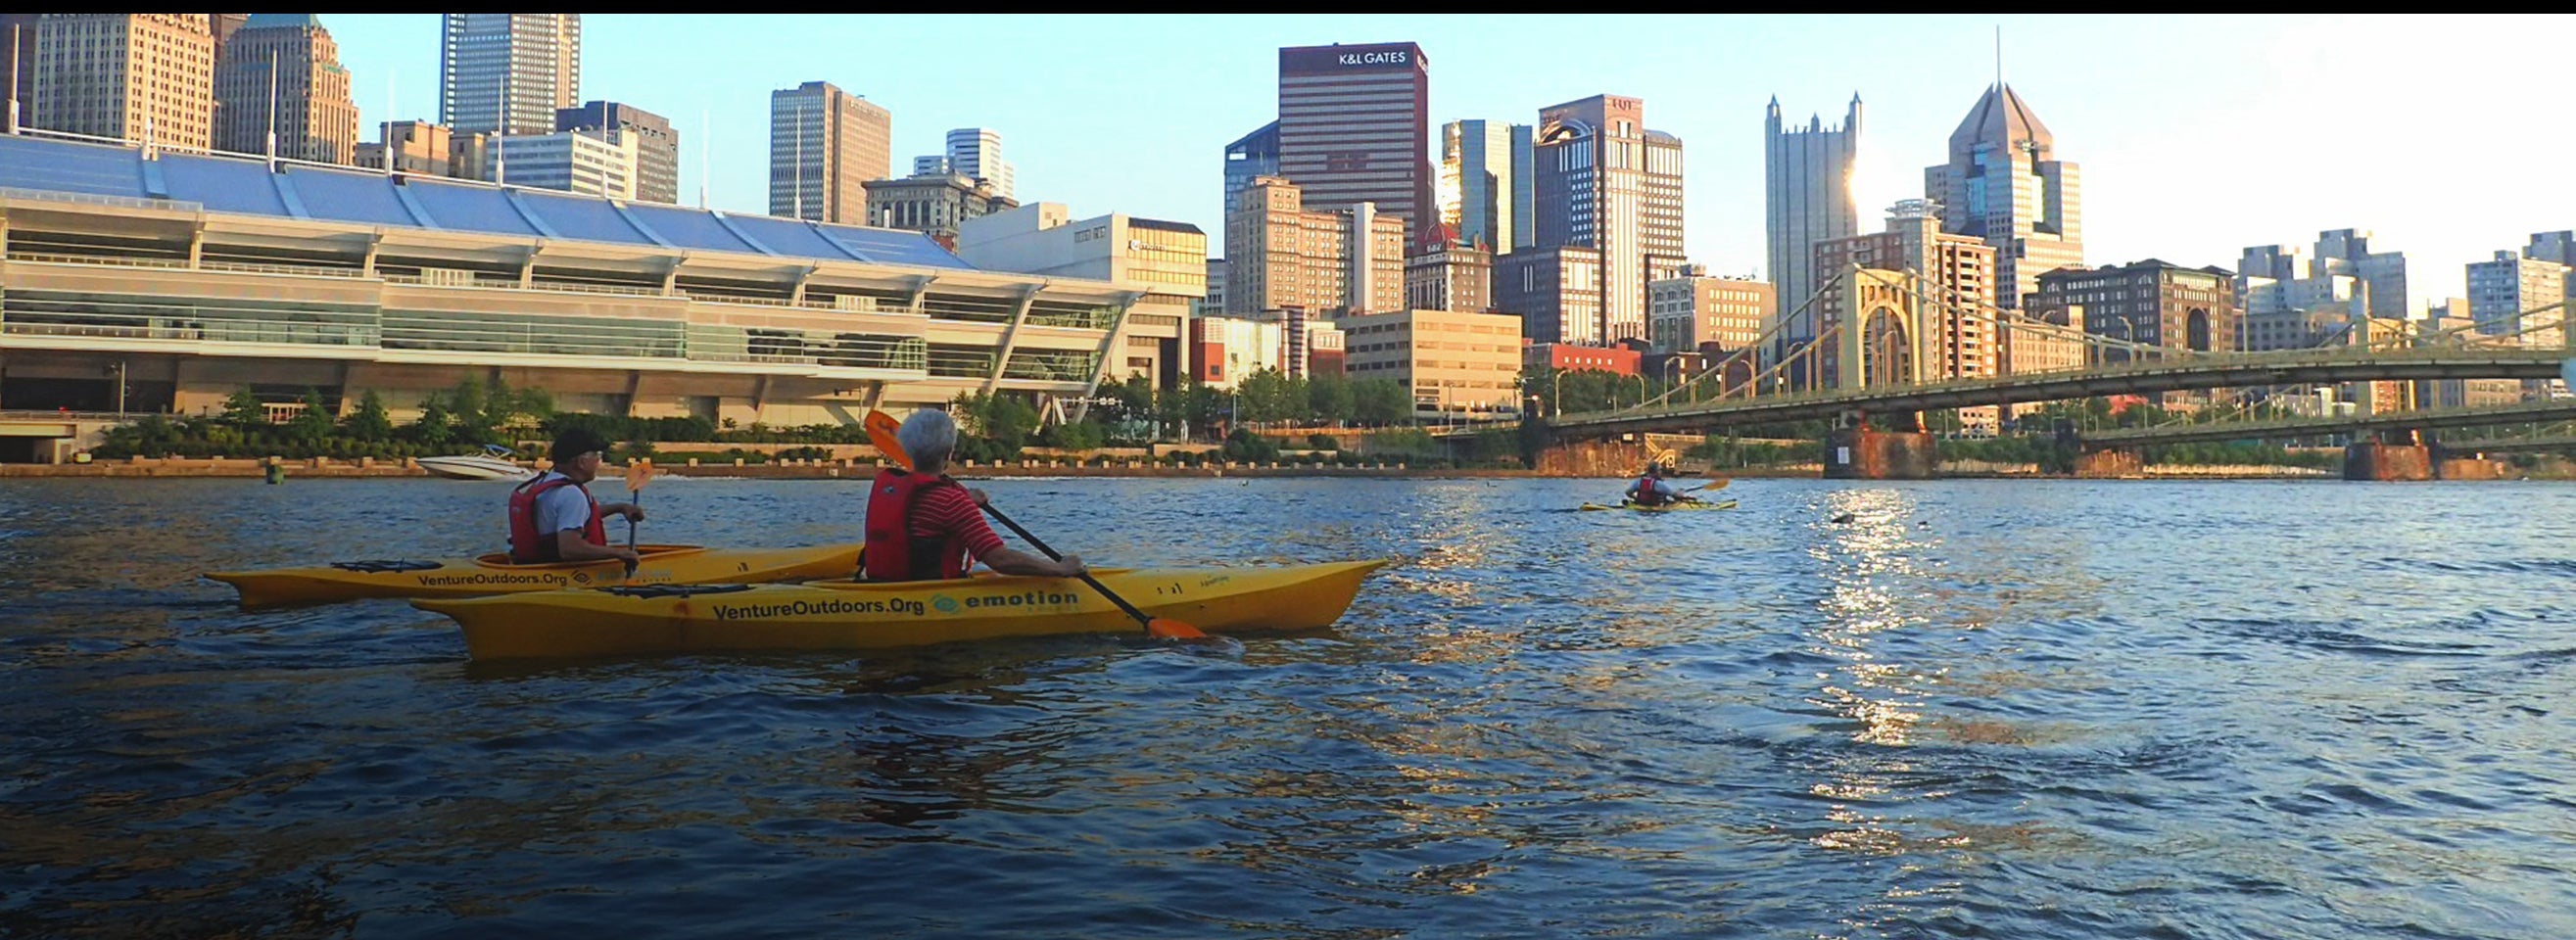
[3,476,2573,938]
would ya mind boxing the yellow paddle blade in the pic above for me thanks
[865,410,912,470]
[1147,618,1208,640]
[628,458,654,494]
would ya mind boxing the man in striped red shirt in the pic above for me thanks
[862,409,1085,582]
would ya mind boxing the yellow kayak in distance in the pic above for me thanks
[411,559,1391,660]
[1579,499,1738,512]
[206,542,866,609]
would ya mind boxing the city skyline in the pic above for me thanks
[277,15,2570,310]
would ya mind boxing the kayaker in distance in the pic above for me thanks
[862,410,1086,582]
[1623,463,1698,508]
[505,428,645,565]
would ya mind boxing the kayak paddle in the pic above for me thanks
[863,409,1206,641]
[1684,477,1730,493]
[623,457,652,577]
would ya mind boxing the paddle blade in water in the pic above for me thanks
[1146,618,1208,640]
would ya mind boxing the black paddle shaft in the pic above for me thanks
[622,489,643,576]
[978,502,1158,628]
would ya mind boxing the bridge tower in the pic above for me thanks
[1836,268,1930,391]
[1822,266,1941,479]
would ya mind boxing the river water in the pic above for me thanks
[0,476,2570,938]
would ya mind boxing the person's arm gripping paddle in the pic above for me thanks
[864,410,1206,640]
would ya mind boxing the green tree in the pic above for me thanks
[342,390,395,442]
[1236,367,1306,425]
[1039,418,1108,450]
[286,388,335,441]
[1160,381,1224,441]
[1307,373,1355,426]
[1221,427,1279,462]
[1100,374,1159,435]
[447,376,494,444]
[951,392,1039,460]
[410,394,455,448]
[1352,378,1412,426]
[221,386,266,426]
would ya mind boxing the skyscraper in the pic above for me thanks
[1221,120,1279,223]
[1275,42,1431,248]
[1923,83,2080,309]
[28,15,215,150]
[1437,118,1530,253]
[768,80,890,224]
[557,100,678,204]
[440,14,579,136]
[214,15,359,164]
[1765,95,1862,342]
[1529,94,1679,345]
[943,127,1012,200]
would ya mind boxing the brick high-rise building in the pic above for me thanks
[440,14,578,137]
[1224,175,1402,318]
[2030,258,2240,364]
[214,15,359,164]
[28,15,215,150]
[1275,42,1430,248]
[769,80,890,225]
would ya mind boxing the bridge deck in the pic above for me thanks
[1550,348,2566,437]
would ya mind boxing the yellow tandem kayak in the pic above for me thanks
[206,542,865,608]
[1579,499,1738,512]
[411,559,1390,660]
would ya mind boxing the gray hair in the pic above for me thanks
[896,408,958,468]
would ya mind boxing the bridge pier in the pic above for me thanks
[1823,427,1936,480]
[2436,457,2509,480]
[2073,448,2143,479]
[2344,441,2432,481]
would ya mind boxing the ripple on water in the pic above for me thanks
[0,477,2572,938]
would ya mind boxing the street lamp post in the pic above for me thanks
[1551,368,1567,416]
[1662,357,1683,403]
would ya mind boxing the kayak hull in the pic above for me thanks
[206,543,865,608]
[413,560,1390,660]
[1580,499,1738,512]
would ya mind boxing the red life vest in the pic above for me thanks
[862,469,973,582]
[1633,475,1669,506]
[507,473,607,563]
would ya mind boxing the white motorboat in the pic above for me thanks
[416,446,536,481]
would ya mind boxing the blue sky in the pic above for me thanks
[319,14,2573,309]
